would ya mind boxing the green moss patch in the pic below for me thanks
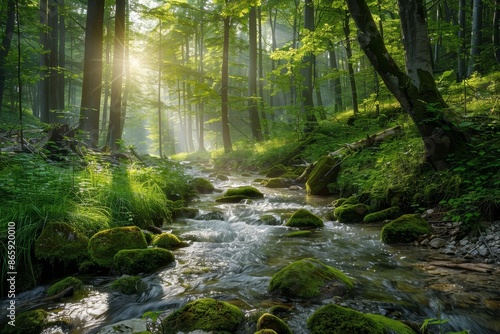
[363,206,402,223]
[88,226,148,268]
[257,214,281,225]
[113,248,175,275]
[381,214,432,244]
[306,155,341,195]
[161,297,244,334]
[111,275,148,295]
[333,203,371,223]
[47,276,83,296]
[12,309,50,334]
[191,177,215,194]
[151,232,187,249]
[256,313,293,334]
[269,258,353,300]
[366,313,416,334]
[216,186,264,203]
[307,304,384,334]
[35,222,89,264]
[285,209,324,229]
[265,164,288,178]
[264,178,289,188]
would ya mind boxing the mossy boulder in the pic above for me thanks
[307,304,415,334]
[264,178,289,188]
[333,204,371,223]
[11,309,49,334]
[216,186,264,203]
[151,232,187,249]
[173,207,199,219]
[381,214,432,244]
[333,196,359,207]
[47,276,83,296]
[161,298,244,334]
[363,206,403,223]
[265,164,288,178]
[88,226,147,268]
[256,313,293,334]
[35,222,89,264]
[269,258,353,300]
[255,330,278,334]
[191,177,215,194]
[306,155,340,195]
[285,209,324,229]
[114,248,175,275]
[111,275,148,295]
[257,214,281,226]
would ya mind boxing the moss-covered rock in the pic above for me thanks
[264,178,289,188]
[306,155,340,195]
[285,209,324,229]
[88,226,147,268]
[216,186,264,203]
[254,330,278,334]
[191,177,215,193]
[269,258,353,300]
[307,304,415,334]
[111,275,148,295]
[381,214,432,244]
[333,204,371,223]
[257,214,281,226]
[256,313,293,334]
[363,206,403,223]
[113,248,175,275]
[161,298,244,334]
[265,164,288,178]
[333,196,359,207]
[35,222,89,264]
[47,276,83,296]
[12,309,49,334]
[173,207,199,219]
[286,230,313,238]
[151,232,187,249]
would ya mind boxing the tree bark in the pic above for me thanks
[106,0,126,151]
[221,13,233,153]
[248,6,262,141]
[457,0,466,81]
[0,0,15,110]
[79,0,105,147]
[345,0,467,170]
[468,0,483,76]
[328,42,343,113]
[343,12,359,115]
[493,0,500,63]
[302,0,317,133]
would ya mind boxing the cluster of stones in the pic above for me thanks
[417,220,500,264]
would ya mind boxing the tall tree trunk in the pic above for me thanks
[158,19,163,157]
[248,6,262,141]
[197,13,206,152]
[39,0,49,122]
[257,6,269,139]
[494,0,500,63]
[107,0,126,151]
[302,0,317,133]
[58,0,65,116]
[346,0,467,170]
[343,12,359,115]
[221,13,233,153]
[121,0,130,138]
[0,0,15,110]
[79,0,105,147]
[101,18,111,141]
[457,0,466,81]
[328,42,343,113]
[468,0,483,76]
[48,0,60,123]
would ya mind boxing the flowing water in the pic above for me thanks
[2,165,500,333]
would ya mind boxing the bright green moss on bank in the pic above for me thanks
[381,214,432,244]
[113,248,175,275]
[47,276,83,296]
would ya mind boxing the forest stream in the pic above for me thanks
[2,163,500,334]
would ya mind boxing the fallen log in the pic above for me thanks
[329,125,402,157]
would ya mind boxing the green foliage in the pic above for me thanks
[46,276,83,296]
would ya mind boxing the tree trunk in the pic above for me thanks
[39,0,50,122]
[493,0,500,63]
[197,12,206,152]
[457,0,466,81]
[343,12,359,115]
[47,0,60,123]
[158,19,163,157]
[221,13,233,153]
[328,42,343,113]
[346,0,467,170]
[248,6,262,141]
[257,6,269,139]
[0,0,15,110]
[302,0,317,133]
[106,0,126,151]
[79,0,105,147]
[468,0,483,76]
[58,0,65,116]
[101,18,111,141]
